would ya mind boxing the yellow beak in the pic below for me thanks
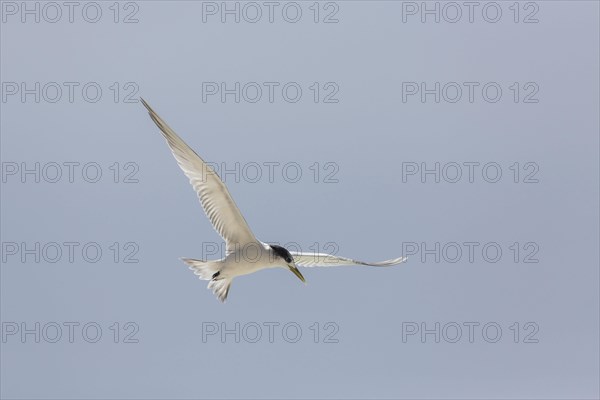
[289,265,306,283]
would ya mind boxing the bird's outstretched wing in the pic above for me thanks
[141,99,257,250]
[290,252,406,268]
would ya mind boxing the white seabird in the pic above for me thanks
[141,99,406,302]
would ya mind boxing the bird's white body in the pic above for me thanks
[181,241,290,301]
[216,242,283,279]
[141,98,407,302]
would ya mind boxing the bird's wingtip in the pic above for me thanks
[139,97,153,112]
[381,256,407,266]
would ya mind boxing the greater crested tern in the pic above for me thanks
[141,99,406,302]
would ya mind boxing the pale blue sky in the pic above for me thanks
[1,1,599,399]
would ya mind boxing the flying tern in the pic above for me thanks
[141,99,406,302]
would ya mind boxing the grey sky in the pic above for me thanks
[1,1,599,399]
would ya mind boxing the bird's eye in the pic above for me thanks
[285,257,291,263]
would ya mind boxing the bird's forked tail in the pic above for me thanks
[180,258,232,302]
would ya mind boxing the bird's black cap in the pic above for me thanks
[269,244,294,263]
